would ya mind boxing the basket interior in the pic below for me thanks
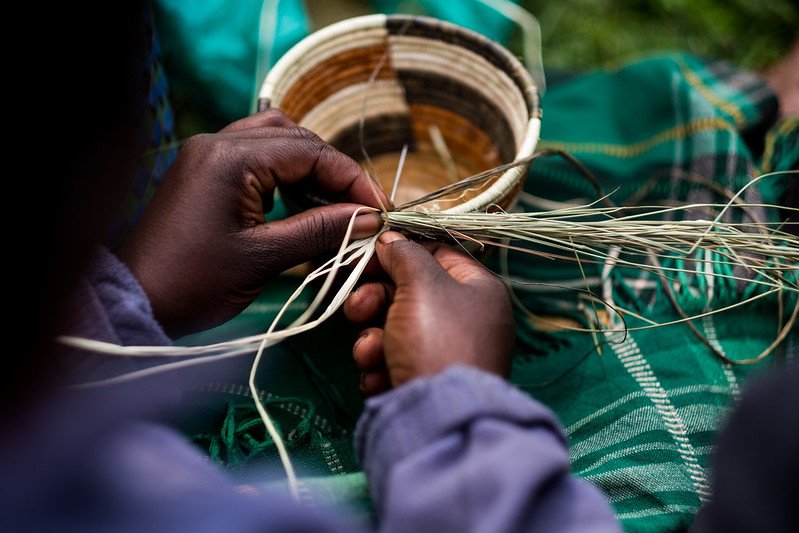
[263,16,536,211]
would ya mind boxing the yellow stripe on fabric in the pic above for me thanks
[677,60,746,128]
[538,117,730,159]
[759,117,799,173]
[761,128,777,173]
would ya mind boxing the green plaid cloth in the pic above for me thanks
[175,55,798,532]
[504,55,798,532]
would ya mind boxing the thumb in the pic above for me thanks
[252,204,382,274]
[375,232,446,287]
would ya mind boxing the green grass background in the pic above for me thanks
[527,0,797,71]
[312,0,798,70]
[167,1,797,136]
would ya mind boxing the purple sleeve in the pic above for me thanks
[67,247,171,346]
[356,366,620,533]
[7,247,360,532]
[2,416,360,532]
[62,247,172,382]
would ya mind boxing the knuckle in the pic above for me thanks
[292,128,326,158]
[261,108,287,121]
[182,133,212,153]
[475,273,508,299]
[392,239,421,255]
[243,230,284,276]
[484,271,506,290]
[318,143,352,170]
[289,126,321,143]
[384,240,433,281]
[186,133,234,162]
[382,240,409,265]
[178,134,243,184]
[492,278,511,300]
[298,211,341,253]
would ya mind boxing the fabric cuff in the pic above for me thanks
[88,247,171,346]
[355,365,566,500]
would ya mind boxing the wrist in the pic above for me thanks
[115,242,175,337]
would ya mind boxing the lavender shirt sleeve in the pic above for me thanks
[58,250,618,531]
[62,247,173,383]
[17,248,358,532]
[68,247,171,346]
[356,365,620,533]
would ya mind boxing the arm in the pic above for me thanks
[346,233,620,533]
[39,112,383,530]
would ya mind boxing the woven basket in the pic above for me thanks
[258,14,541,213]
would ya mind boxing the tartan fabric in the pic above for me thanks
[174,55,798,532]
[502,55,797,531]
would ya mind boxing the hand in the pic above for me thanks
[344,232,514,396]
[118,110,388,337]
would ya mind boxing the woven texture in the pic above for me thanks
[258,15,540,213]
[176,54,798,532]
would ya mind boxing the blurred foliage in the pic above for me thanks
[524,0,798,71]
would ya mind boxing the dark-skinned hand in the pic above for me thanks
[344,232,515,396]
[118,110,387,338]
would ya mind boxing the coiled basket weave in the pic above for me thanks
[258,14,541,212]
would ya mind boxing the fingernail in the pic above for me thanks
[378,231,406,245]
[352,213,382,239]
[353,330,369,351]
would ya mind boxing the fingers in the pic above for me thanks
[320,144,391,209]
[429,245,491,284]
[375,232,445,286]
[353,327,384,369]
[278,136,390,208]
[344,282,394,323]
[213,111,392,208]
[249,204,382,274]
[219,109,296,132]
[388,239,490,284]
[235,125,390,209]
[353,328,390,396]
[359,369,391,396]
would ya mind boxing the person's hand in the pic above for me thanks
[118,110,388,338]
[344,232,514,396]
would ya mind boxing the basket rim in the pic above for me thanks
[258,13,541,214]
[261,14,389,104]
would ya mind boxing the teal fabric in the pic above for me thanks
[154,0,519,126]
[373,0,517,43]
[154,0,308,122]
